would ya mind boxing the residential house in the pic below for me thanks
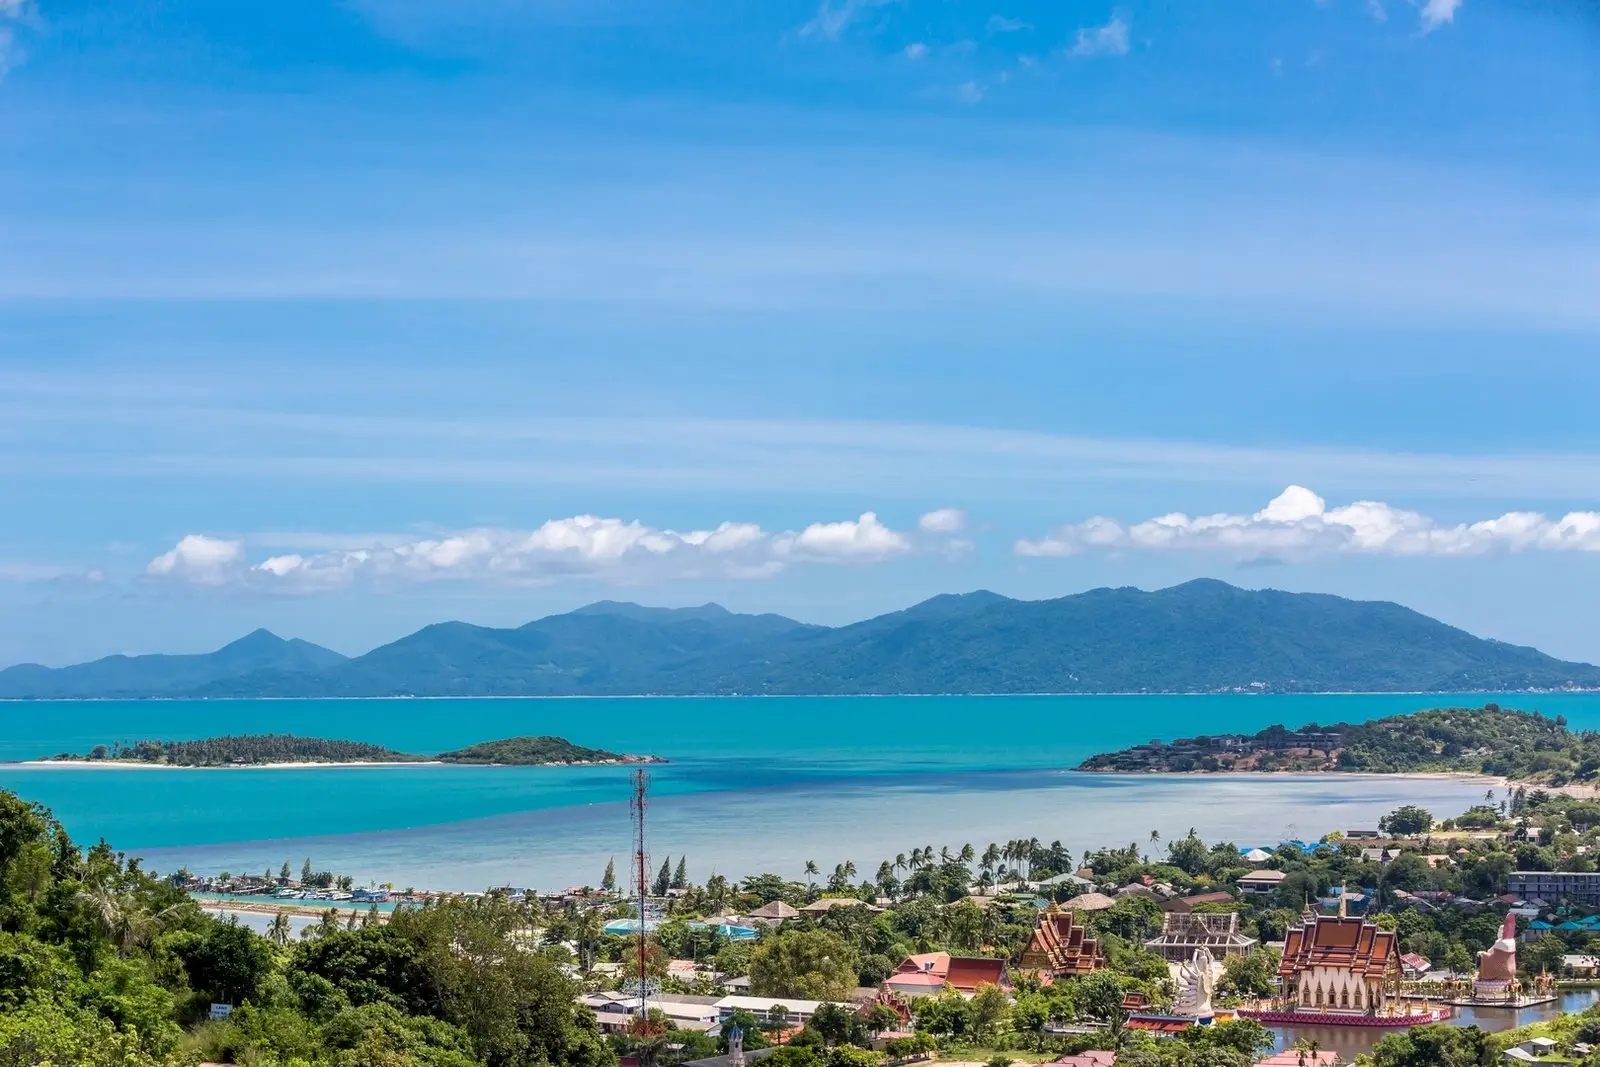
[798,898,882,916]
[1163,891,1234,914]
[1399,953,1432,980]
[747,901,799,923]
[1062,892,1118,913]
[885,952,1010,999]
[1237,870,1288,897]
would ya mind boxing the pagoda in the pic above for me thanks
[1017,907,1100,978]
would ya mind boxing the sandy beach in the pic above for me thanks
[15,759,447,770]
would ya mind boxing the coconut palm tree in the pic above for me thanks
[267,911,292,945]
[958,843,975,864]
[803,860,818,891]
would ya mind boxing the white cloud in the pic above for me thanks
[918,508,967,534]
[1069,13,1130,58]
[147,511,930,591]
[1367,0,1388,22]
[146,535,245,586]
[1015,485,1600,560]
[0,0,33,79]
[1418,0,1460,33]
[903,42,927,59]
[986,14,1030,33]
[796,0,894,41]
[954,80,985,104]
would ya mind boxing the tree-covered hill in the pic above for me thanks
[436,736,662,765]
[9,581,1600,698]
[0,790,610,1067]
[0,629,347,698]
[41,734,422,766]
[1079,704,1600,783]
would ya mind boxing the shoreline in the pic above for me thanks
[2,689,1597,703]
[11,758,665,771]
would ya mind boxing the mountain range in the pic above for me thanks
[3,580,1598,698]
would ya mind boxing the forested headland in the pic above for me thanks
[1078,704,1600,783]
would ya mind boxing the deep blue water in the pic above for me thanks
[0,694,1591,890]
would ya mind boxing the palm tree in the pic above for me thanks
[980,843,1000,878]
[841,860,857,882]
[939,846,953,865]
[803,860,818,891]
[267,911,292,945]
[894,852,907,874]
[958,843,975,864]
[1150,829,1161,846]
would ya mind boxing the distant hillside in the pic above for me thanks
[0,630,347,699]
[1078,704,1599,783]
[6,581,1600,698]
[436,735,663,765]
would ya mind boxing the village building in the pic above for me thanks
[1144,912,1257,963]
[884,952,1010,998]
[1018,908,1101,978]
[798,898,883,916]
[1277,910,1401,1015]
[1162,891,1234,914]
[1061,891,1118,913]
[746,901,799,923]
[1237,869,1288,896]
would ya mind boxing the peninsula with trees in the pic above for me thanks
[35,733,663,768]
[1076,704,1600,783]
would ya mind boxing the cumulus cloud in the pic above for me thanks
[1069,13,1129,57]
[918,508,968,534]
[903,41,927,59]
[1418,0,1461,33]
[146,534,246,586]
[1015,486,1600,560]
[146,510,957,591]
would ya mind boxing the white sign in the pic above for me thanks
[209,1003,233,1019]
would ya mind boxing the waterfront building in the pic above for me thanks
[1018,908,1101,978]
[1509,870,1600,906]
[1144,912,1257,962]
[885,952,1009,998]
[1277,911,1400,1015]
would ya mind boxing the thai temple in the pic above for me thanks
[1018,907,1101,978]
[1274,906,1404,1018]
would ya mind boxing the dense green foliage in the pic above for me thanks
[0,789,611,1067]
[45,734,423,766]
[436,736,652,765]
[13,581,1599,697]
[0,629,346,698]
[1083,705,1600,783]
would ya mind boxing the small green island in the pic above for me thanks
[38,733,663,768]
[1077,703,1600,783]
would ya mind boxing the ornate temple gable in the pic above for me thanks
[1018,908,1101,977]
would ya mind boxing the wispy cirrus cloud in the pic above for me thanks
[795,0,896,41]
[144,509,965,592]
[0,0,37,79]
[1016,486,1600,560]
[1068,12,1130,58]
[986,14,1030,33]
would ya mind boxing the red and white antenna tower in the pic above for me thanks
[629,768,652,1017]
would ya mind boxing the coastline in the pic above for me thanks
[12,758,663,770]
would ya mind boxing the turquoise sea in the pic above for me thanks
[0,693,1594,891]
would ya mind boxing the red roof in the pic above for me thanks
[889,952,1007,993]
[1019,911,1100,977]
[1279,915,1398,980]
[945,956,1007,993]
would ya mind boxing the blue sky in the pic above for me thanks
[2,0,1599,666]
